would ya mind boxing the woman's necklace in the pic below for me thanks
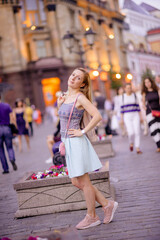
[66,92,79,99]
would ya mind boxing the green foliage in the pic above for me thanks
[141,68,155,82]
[109,70,123,90]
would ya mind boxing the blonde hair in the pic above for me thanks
[76,68,92,102]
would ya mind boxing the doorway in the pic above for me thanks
[41,77,60,106]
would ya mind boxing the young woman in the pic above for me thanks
[120,83,142,154]
[13,99,30,152]
[142,78,160,152]
[57,68,118,230]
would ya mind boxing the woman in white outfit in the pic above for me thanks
[113,87,126,136]
[120,83,142,154]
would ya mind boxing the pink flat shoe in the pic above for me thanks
[76,214,101,230]
[103,200,118,224]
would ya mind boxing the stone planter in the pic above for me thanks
[13,167,112,218]
[92,139,114,159]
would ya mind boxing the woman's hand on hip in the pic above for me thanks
[68,129,83,137]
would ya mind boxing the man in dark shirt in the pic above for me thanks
[0,95,17,174]
[94,90,106,111]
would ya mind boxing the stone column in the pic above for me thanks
[0,4,21,73]
[45,4,62,58]
[56,4,79,67]
[113,21,128,72]
[13,6,28,69]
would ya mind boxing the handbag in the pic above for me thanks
[59,142,65,156]
[148,102,160,118]
[151,110,160,118]
[9,124,18,135]
[59,94,81,156]
[53,152,66,166]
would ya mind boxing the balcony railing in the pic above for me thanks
[44,0,77,5]
[0,0,20,4]
[86,0,107,9]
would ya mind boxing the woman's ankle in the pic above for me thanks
[87,212,96,218]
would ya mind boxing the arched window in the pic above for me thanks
[128,41,135,51]
[139,43,145,52]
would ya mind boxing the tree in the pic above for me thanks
[109,70,123,89]
[141,68,155,82]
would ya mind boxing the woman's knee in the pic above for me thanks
[71,178,83,189]
[72,173,93,189]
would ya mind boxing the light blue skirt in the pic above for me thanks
[62,135,102,178]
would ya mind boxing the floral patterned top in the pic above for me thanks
[58,102,84,138]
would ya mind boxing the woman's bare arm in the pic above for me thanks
[142,93,146,110]
[57,94,66,109]
[158,89,160,105]
[10,110,17,127]
[78,94,102,133]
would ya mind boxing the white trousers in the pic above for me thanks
[124,112,140,148]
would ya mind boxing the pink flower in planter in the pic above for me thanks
[57,164,64,170]
[1,238,12,240]
[65,168,68,175]
[31,174,37,180]
[49,165,57,170]
[27,237,37,240]
[30,164,68,180]
[40,173,46,179]
[53,172,59,177]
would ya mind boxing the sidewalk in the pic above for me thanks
[0,122,160,240]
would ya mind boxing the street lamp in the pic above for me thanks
[116,73,121,79]
[62,28,96,66]
[62,31,75,53]
[126,73,133,81]
[93,70,99,77]
[125,73,133,83]
[108,34,114,39]
[84,28,96,47]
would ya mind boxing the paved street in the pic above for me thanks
[0,121,160,240]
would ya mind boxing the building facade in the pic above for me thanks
[0,0,127,111]
[122,0,160,85]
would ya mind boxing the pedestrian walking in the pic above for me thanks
[0,95,17,174]
[113,87,126,136]
[93,90,107,138]
[45,120,61,164]
[33,107,42,126]
[58,68,118,230]
[142,78,160,152]
[155,75,160,89]
[13,99,30,152]
[93,90,106,120]
[134,84,148,136]
[120,83,142,154]
[25,103,34,137]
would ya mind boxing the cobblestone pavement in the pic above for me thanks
[0,121,160,240]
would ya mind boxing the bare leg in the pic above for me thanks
[73,174,96,217]
[46,135,54,157]
[18,135,22,152]
[72,174,109,216]
[24,135,30,150]
[143,120,148,135]
[93,186,109,207]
